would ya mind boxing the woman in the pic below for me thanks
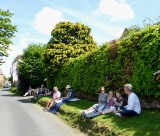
[102,91,116,114]
[81,87,108,116]
[44,87,61,111]
[114,91,124,110]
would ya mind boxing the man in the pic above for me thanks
[23,86,32,97]
[115,84,141,117]
[61,85,75,103]
[44,87,61,111]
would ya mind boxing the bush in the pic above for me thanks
[54,24,160,98]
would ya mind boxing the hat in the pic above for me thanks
[66,85,71,89]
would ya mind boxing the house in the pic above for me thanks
[12,61,19,86]
[0,68,5,86]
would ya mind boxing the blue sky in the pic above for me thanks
[0,0,160,77]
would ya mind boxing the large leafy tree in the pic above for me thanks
[17,44,46,95]
[43,21,97,87]
[0,9,17,64]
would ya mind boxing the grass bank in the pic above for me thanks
[33,97,160,136]
[9,87,19,96]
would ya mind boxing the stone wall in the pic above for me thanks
[141,99,160,109]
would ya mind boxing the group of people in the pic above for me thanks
[24,84,75,113]
[23,84,52,98]
[44,85,75,112]
[81,84,141,118]
[24,83,141,118]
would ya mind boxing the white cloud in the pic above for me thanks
[94,0,135,21]
[34,7,64,35]
[62,8,124,39]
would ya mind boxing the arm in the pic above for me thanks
[98,94,101,105]
[126,95,135,110]
[120,101,123,106]
[115,98,124,106]
[66,91,71,98]
[53,92,59,100]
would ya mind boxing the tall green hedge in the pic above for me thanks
[54,24,160,98]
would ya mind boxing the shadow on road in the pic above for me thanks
[1,94,14,97]
[17,98,32,103]
[1,88,10,91]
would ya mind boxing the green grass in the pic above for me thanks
[9,87,19,96]
[33,97,160,136]
[32,96,52,107]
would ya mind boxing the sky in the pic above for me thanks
[0,0,160,77]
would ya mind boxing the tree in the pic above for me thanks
[17,44,46,95]
[43,21,97,87]
[0,9,17,64]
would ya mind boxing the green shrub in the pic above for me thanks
[53,24,160,98]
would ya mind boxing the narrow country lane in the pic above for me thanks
[0,89,84,136]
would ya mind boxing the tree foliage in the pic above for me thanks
[43,21,97,88]
[17,44,46,95]
[54,24,160,98]
[0,9,17,64]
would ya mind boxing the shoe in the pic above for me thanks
[81,111,86,117]
[115,113,122,117]
[43,108,49,112]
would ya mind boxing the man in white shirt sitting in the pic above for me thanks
[115,84,141,117]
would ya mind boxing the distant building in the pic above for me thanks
[12,62,18,86]
[0,68,5,86]
[120,28,129,39]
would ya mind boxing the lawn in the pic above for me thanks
[34,97,160,136]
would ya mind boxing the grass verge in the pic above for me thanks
[9,87,19,96]
[33,96,160,136]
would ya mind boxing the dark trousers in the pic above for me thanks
[120,107,139,116]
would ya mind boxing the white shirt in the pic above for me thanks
[53,91,61,100]
[125,92,141,114]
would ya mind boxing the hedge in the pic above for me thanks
[54,24,160,98]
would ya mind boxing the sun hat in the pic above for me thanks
[66,85,71,89]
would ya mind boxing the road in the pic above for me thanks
[0,89,85,136]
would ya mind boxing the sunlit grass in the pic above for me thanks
[34,97,160,136]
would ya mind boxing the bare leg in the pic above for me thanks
[46,100,53,109]
[48,101,54,109]
[23,92,29,97]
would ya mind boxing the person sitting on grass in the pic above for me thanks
[114,91,124,110]
[44,87,61,111]
[23,86,33,97]
[102,91,116,114]
[34,84,45,98]
[81,87,108,116]
[61,85,75,103]
[47,85,75,114]
[114,84,141,118]
[44,88,52,96]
